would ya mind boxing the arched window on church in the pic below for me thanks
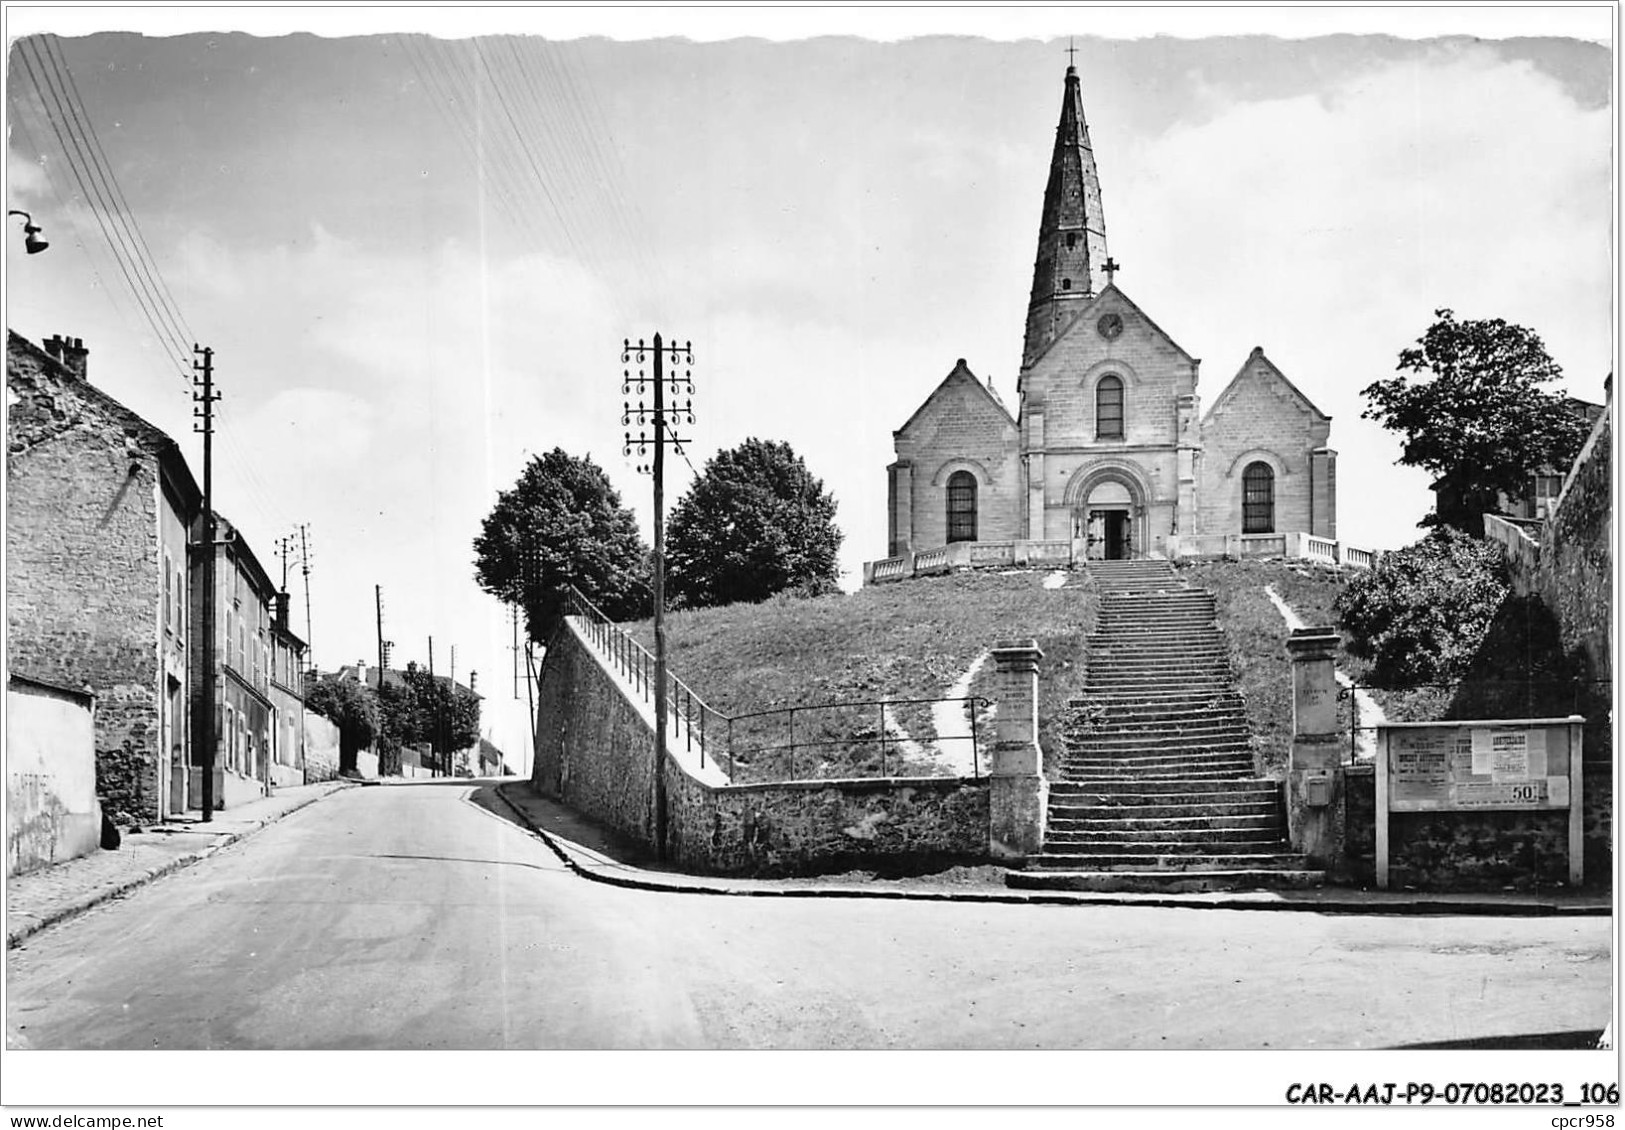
[946,471,978,543]
[1096,375,1124,439]
[1243,462,1275,533]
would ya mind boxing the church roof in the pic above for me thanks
[894,358,1015,437]
[1022,63,1111,370]
[1202,346,1329,424]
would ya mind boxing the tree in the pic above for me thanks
[666,437,843,608]
[473,448,649,642]
[305,673,379,772]
[1334,528,1510,686]
[1362,309,1590,536]
[374,662,482,775]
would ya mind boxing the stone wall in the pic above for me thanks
[1342,762,1609,891]
[304,711,341,782]
[7,676,102,876]
[1538,403,1611,686]
[8,337,169,826]
[535,618,991,876]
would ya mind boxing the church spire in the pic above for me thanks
[1021,59,1109,370]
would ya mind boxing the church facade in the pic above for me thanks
[886,64,1338,564]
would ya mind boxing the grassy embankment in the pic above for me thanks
[633,571,1097,781]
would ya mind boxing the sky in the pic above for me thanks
[4,8,1614,785]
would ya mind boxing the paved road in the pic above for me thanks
[6,782,1611,1050]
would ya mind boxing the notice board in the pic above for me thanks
[1377,717,1583,888]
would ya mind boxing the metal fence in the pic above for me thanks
[723,696,990,783]
[563,586,990,784]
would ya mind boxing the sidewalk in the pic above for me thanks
[7,779,357,948]
[490,781,1613,916]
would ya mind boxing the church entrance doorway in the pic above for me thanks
[1099,509,1130,559]
[1079,478,1138,560]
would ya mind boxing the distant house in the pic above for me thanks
[334,660,483,776]
[195,514,297,808]
[268,592,309,787]
[1432,393,1606,530]
[7,331,201,826]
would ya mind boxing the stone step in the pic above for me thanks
[1065,754,1256,773]
[1079,720,1247,736]
[1006,869,1325,894]
[1046,812,1280,832]
[1043,828,1285,847]
[1052,778,1279,797]
[1072,728,1248,747]
[1087,677,1232,687]
[1046,796,1274,812]
[1067,739,1253,757]
[1071,695,1244,710]
[1076,692,1245,707]
[1029,851,1307,871]
[1061,769,1256,783]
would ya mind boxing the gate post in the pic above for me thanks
[988,639,1046,862]
[1286,627,1344,869]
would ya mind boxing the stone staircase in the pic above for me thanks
[1007,559,1323,893]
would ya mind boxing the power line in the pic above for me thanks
[14,40,192,380]
[43,34,198,346]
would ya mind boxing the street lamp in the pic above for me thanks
[8,210,49,254]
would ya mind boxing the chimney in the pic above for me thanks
[43,334,88,381]
[274,590,291,630]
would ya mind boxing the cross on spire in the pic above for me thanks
[1066,38,1078,69]
[1104,256,1120,285]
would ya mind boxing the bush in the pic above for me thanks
[1334,529,1510,686]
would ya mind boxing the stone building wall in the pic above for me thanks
[890,360,1020,555]
[534,618,990,876]
[7,335,173,826]
[1198,351,1331,538]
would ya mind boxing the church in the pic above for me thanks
[885,63,1338,565]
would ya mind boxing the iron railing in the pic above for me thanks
[722,696,990,783]
[566,586,732,777]
[1338,677,1610,764]
[563,585,991,784]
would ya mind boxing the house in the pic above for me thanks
[194,514,288,808]
[268,591,310,787]
[885,64,1338,564]
[7,331,201,826]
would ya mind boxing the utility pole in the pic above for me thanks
[511,604,521,700]
[297,524,314,674]
[622,333,695,861]
[428,635,440,776]
[274,534,295,592]
[192,345,219,822]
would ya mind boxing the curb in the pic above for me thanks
[6,782,354,949]
[489,785,1612,916]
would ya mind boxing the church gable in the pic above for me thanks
[1199,348,1334,538]
[889,358,1020,555]
[894,357,1015,445]
[1021,285,1199,450]
[1202,347,1329,432]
